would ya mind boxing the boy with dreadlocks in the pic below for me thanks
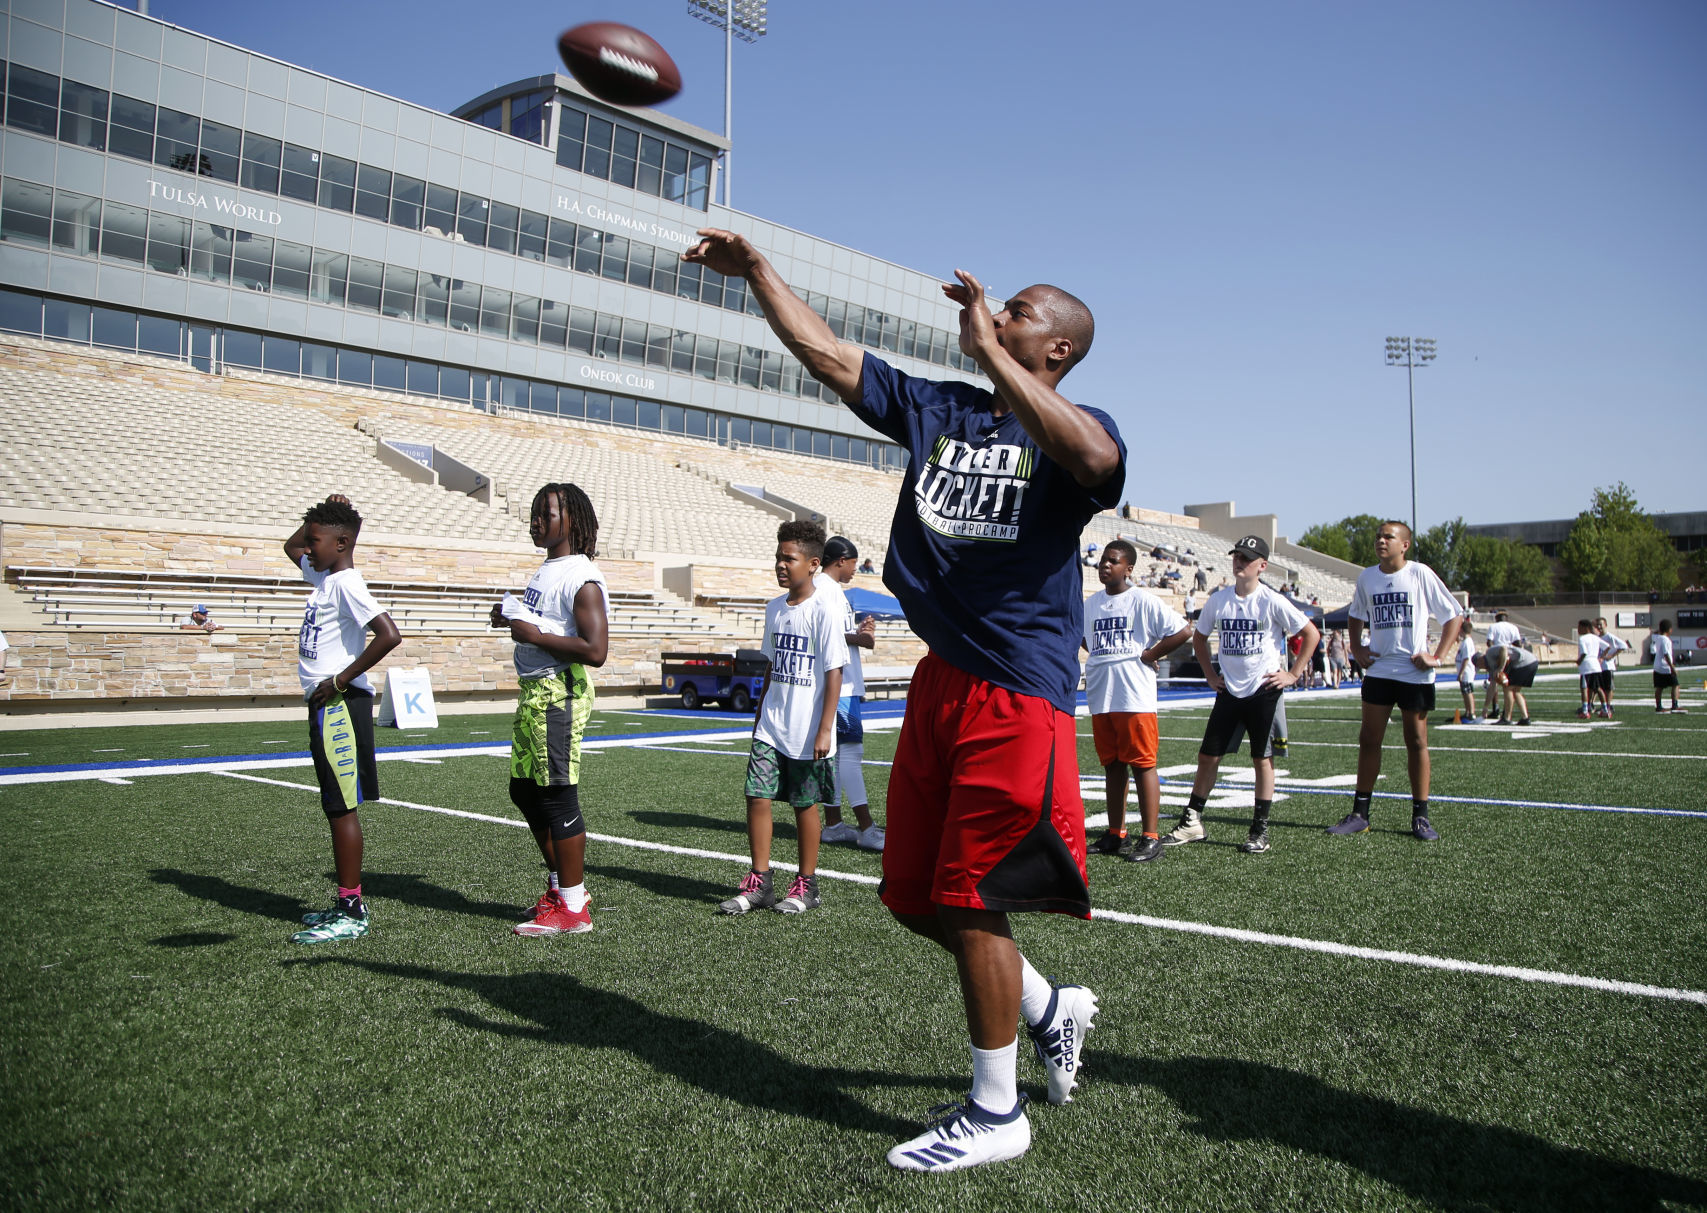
[284,493,401,944]
[491,483,610,936]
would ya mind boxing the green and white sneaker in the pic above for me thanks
[291,909,369,944]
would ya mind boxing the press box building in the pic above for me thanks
[0,0,990,470]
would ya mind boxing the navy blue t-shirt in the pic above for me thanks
[850,353,1127,714]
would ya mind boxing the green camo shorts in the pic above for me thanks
[511,665,593,787]
[744,739,834,809]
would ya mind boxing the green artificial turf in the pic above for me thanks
[2,680,1704,1211]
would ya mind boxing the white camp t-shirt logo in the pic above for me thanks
[913,437,1034,542]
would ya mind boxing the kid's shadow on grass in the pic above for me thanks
[585,862,733,903]
[148,868,304,922]
[286,956,947,1138]
[629,810,794,841]
[1090,1051,1707,1212]
[150,868,517,925]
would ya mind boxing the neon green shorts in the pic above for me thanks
[511,665,593,787]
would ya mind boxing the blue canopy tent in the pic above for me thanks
[844,587,908,622]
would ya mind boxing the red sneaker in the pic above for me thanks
[515,895,592,936]
[521,890,557,922]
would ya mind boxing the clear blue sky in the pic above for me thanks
[151,0,1706,537]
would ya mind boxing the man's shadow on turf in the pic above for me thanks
[1089,1051,1707,1213]
[287,957,948,1137]
[149,868,519,924]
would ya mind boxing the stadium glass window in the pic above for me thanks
[318,154,356,212]
[620,319,648,364]
[390,174,424,229]
[58,79,108,152]
[337,347,372,386]
[692,336,717,380]
[528,381,556,414]
[557,387,584,418]
[310,249,348,305]
[760,350,783,393]
[240,132,281,193]
[222,328,262,369]
[626,242,654,290]
[43,298,91,343]
[280,144,320,204]
[511,91,548,144]
[697,269,725,309]
[272,240,313,299]
[737,345,761,389]
[373,354,406,392]
[154,107,201,173]
[661,403,684,434]
[585,391,611,423]
[381,266,416,320]
[813,432,832,459]
[469,103,502,132]
[0,287,42,335]
[674,258,701,302]
[728,417,751,445]
[539,299,568,347]
[566,305,600,355]
[518,209,547,261]
[583,116,613,179]
[232,233,273,291]
[92,306,136,352]
[613,395,638,427]
[417,273,449,326]
[146,213,191,275]
[439,365,471,402]
[638,399,660,429]
[0,179,53,247]
[448,280,480,331]
[355,165,391,222]
[572,225,604,275]
[423,183,457,236]
[263,336,301,374]
[5,65,58,137]
[199,120,241,184]
[479,287,511,337]
[137,313,180,357]
[601,235,629,283]
[750,420,771,448]
[644,327,669,369]
[684,408,709,438]
[510,294,540,344]
[107,94,155,162]
[849,438,867,464]
[346,256,383,312]
[455,193,488,246]
[687,153,712,209]
[610,126,639,189]
[593,313,621,361]
[650,247,677,296]
[495,376,525,408]
[723,274,747,313]
[487,201,519,256]
[669,330,694,374]
[662,145,688,204]
[545,217,574,267]
[715,341,739,385]
[302,342,338,382]
[637,135,665,196]
[407,360,438,397]
[555,105,585,172]
[99,200,148,265]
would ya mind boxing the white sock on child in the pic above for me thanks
[1019,955,1052,1026]
[969,1040,1019,1115]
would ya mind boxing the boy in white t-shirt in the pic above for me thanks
[1164,536,1317,855]
[1329,521,1464,842]
[817,535,884,852]
[1593,618,1629,718]
[1651,619,1683,712]
[492,483,610,938]
[1574,619,1611,719]
[1455,619,1479,723]
[720,520,848,916]
[1082,539,1192,863]
[283,495,401,944]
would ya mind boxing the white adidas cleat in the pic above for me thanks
[886,1098,1030,1173]
[1027,983,1098,1104]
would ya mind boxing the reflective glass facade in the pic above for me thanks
[0,1,985,469]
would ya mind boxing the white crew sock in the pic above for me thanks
[561,882,588,912]
[836,743,868,813]
[969,1040,1019,1115]
[1019,955,1053,1026]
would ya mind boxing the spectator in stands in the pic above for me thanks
[1194,566,1208,593]
[179,603,224,633]
[1183,590,1198,622]
[284,494,402,945]
[818,535,885,851]
[858,557,876,575]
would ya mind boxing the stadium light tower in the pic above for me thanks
[688,0,768,208]
[1384,336,1436,537]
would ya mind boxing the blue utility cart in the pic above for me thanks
[661,649,769,711]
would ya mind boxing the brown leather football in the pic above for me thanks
[558,22,682,108]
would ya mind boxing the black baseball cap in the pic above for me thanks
[1229,535,1269,561]
[823,535,858,563]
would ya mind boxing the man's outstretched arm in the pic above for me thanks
[684,229,865,402]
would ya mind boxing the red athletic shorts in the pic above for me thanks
[879,653,1090,919]
[1091,712,1160,768]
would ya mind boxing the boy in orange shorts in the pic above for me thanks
[1083,539,1193,863]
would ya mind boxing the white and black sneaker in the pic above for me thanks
[886,1096,1030,1172]
[1162,807,1205,846]
[717,870,775,914]
[774,872,820,914]
[1027,983,1098,1104]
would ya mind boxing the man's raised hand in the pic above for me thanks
[942,269,998,362]
[684,228,759,278]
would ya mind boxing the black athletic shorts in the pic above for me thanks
[1505,662,1537,689]
[308,687,378,816]
[1200,686,1283,759]
[1361,675,1436,714]
[1655,670,1679,690]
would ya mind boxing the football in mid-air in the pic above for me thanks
[558,22,682,108]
